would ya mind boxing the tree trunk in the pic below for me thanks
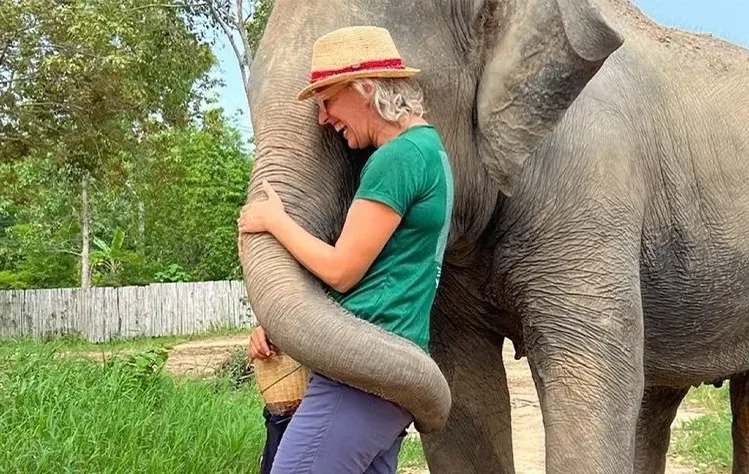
[81,172,91,289]
[137,200,145,252]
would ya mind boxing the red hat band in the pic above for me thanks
[309,58,405,83]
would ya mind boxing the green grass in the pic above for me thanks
[0,324,251,353]
[0,339,428,473]
[0,343,266,473]
[398,436,427,469]
[673,384,732,473]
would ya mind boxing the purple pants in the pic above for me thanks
[269,372,413,474]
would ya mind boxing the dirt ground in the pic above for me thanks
[165,335,699,474]
[163,335,252,376]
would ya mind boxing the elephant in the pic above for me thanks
[238,0,749,472]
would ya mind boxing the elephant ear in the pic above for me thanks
[475,0,623,196]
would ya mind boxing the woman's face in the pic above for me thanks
[316,83,376,149]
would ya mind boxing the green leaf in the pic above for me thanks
[92,237,110,254]
[111,229,125,254]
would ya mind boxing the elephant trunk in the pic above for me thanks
[240,80,451,432]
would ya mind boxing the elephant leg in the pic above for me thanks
[524,310,644,474]
[731,371,749,474]
[633,386,689,474]
[516,251,644,473]
[421,269,515,474]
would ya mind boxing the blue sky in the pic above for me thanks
[209,0,749,141]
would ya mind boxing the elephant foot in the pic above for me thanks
[731,372,749,474]
[634,386,689,474]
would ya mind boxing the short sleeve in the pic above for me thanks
[354,140,426,216]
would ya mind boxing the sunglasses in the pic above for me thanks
[313,82,349,112]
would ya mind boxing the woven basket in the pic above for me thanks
[252,352,309,416]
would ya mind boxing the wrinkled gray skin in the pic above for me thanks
[239,0,749,472]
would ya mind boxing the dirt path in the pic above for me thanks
[164,334,250,376]
[165,336,699,473]
[69,335,253,377]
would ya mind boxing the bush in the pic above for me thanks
[0,270,27,289]
[214,347,255,389]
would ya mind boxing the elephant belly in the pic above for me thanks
[639,108,749,387]
[640,257,749,387]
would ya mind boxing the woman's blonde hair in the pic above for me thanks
[351,78,425,124]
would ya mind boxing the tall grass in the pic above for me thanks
[0,341,428,473]
[0,343,266,473]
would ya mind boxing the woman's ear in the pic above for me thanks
[474,0,623,196]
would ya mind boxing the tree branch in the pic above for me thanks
[18,101,85,112]
[0,74,36,87]
[234,0,254,108]
[0,68,17,93]
[0,24,35,68]
[49,248,84,257]
[236,0,244,26]
[207,0,248,96]
[122,2,207,13]
[0,134,27,143]
[235,0,254,73]
[0,39,12,68]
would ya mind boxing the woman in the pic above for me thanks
[238,26,454,474]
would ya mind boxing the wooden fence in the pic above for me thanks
[0,280,255,342]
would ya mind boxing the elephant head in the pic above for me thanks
[240,0,622,432]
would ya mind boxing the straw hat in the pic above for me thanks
[297,26,420,101]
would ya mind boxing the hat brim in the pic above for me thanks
[296,67,420,101]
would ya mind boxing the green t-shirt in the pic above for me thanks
[328,124,454,352]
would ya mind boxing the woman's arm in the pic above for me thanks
[238,180,401,293]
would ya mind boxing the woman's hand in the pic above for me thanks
[248,325,276,360]
[237,178,401,294]
[238,180,285,234]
